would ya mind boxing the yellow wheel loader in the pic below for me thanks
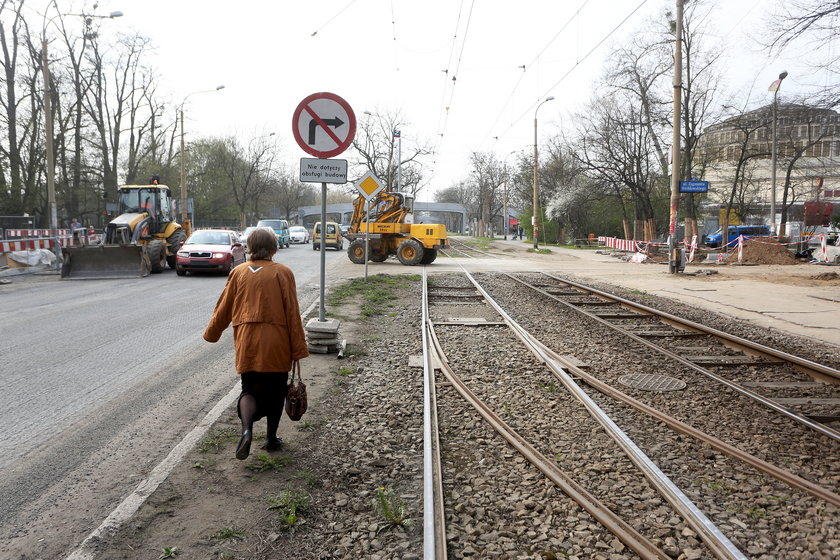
[344,191,447,265]
[61,182,189,279]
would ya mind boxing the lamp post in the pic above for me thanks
[179,85,225,225]
[769,70,788,235]
[533,96,554,249]
[41,9,122,254]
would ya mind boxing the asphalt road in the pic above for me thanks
[0,242,346,559]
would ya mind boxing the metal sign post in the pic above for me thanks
[364,199,370,281]
[292,91,356,322]
[354,170,386,282]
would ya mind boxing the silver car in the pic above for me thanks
[289,225,310,244]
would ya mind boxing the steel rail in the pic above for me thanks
[541,272,840,382]
[525,272,840,442]
[421,268,447,560]
[486,273,840,508]
[461,271,748,560]
[424,323,672,560]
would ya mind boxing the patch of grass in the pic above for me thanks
[158,546,179,559]
[372,487,413,528]
[328,274,418,318]
[294,471,323,488]
[246,453,293,473]
[197,427,239,453]
[628,288,647,295]
[336,366,353,376]
[526,248,553,254]
[538,381,558,392]
[210,527,245,541]
[267,488,312,529]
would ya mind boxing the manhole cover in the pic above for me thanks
[618,373,687,392]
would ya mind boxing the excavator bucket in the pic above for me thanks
[61,245,150,279]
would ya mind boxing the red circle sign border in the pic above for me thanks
[291,92,356,159]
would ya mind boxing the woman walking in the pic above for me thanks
[204,229,309,460]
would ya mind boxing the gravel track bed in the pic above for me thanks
[475,273,840,482]
[436,375,651,560]
[465,271,839,558]
[433,321,713,560]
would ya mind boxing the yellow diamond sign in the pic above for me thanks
[355,171,385,200]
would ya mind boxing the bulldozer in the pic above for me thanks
[344,191,447,265]
[61,180,189,279]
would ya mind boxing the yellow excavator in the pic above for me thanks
[61,178,189,279]
[344,191,447,265]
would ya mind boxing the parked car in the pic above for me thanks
[704,225,771,248]
[256,218,291,248]
[175,229,246,276]
[289,225,310,244]
[313,221,343,250]
[339,224,351,235]
[241,226,274,249]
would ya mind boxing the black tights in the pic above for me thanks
[239,393,280,441]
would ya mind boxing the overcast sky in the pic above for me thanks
[38,0,833,199]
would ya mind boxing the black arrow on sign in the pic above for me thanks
[308,116,344,145]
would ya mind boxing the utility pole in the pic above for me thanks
[668,0,684,274]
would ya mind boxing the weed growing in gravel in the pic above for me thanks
[538,381,558,392]
[246,453,293,472]
[294,471,323,488]
[747,507,767,518]
[343,344,367,357]
[211,527,245,541]
[297,418,324,431]
[198,427,239,452]
[372,487,413,528]
[267,488,312,529]
[707,479,737,495]
[158,546,178,559]
[526,247,553,254]
[336,367,353,376]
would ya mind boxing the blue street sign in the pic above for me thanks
[679,180,709,193]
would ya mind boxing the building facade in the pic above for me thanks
[698,103,840,231]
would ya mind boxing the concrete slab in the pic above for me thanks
[305,317,341,334]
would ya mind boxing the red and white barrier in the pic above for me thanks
[0,236,71,253]
[5,229,70,238]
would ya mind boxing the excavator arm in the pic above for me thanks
[348,192,408,233]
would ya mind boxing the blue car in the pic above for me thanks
[704,225,770,248]
[256,219,291,248]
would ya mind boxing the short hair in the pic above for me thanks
[248,228,277,261]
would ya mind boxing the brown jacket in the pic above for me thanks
[203,260,309,373]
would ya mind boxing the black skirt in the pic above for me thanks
[238,371,289,421]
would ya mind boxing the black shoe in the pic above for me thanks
[262,437,284,451]
[236,430,252,460]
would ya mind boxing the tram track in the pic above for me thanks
[420,269,840,559]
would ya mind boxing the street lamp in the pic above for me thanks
[769,70,788,235]
[533,95,554,249]
[41,9,122,251]
[179,85,225,225]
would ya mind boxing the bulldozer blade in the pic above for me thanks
[61,245,150,280]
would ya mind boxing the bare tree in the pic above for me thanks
[350,109,433,196]
[210,136,276,230]
[767,1,840,108]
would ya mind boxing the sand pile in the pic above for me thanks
[725,239,797,265]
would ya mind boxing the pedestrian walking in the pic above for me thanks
[203,228,309,460]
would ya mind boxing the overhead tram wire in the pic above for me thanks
[494,0,651,143]
[432,0,476,178]
[483,0,592,145]
[309,0,360,37]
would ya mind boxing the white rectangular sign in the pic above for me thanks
[299,158,348,184]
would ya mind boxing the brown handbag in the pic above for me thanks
[284,361,307,421]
